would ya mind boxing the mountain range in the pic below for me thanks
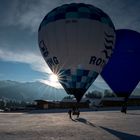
[0,80,66,102]
[0,80,139,102]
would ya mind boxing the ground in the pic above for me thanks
[0,109,140,140]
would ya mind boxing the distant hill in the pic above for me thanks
[0,80,139,102]
[0,80,105,102]
[0,80,66,101]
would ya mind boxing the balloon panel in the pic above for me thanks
[39,3,115,31]
[39,19,115,73]
[101,29,140,97]
[59,69,98,102]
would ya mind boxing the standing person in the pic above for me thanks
[76,108,80,119]
[72,106,80,119]
[121,96,128,114]
[68,109,72,119]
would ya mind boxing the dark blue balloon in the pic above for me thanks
[101,29,140,97]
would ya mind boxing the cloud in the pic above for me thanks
[0,47,64,88]
[2,0,140,32]
[1,0,64,32]
[0,48,52,75]
[40,79,62,89]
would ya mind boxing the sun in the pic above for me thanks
[40,73,62,89]
[49,74,58,82]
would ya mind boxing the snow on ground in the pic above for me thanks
[0,109,140,140]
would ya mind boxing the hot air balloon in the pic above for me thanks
[38,3,116,102]
[101,29,140,113]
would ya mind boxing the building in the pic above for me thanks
[35,99,89,109]
[100,96,140,107]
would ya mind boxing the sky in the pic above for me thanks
[0,0,140,90]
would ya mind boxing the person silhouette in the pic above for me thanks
[68,109,72,119]
[121,97,128,114]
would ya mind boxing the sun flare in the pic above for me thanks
[40,73,62,89]
[49,74,58,82]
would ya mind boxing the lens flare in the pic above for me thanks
[49,74,58,82]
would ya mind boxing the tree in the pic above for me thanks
[85,90,103,99]
[104,89,115,97]
[0,99,5,109]
[62,95,74,100]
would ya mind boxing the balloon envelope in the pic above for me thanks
[101,29,140,97]
[38,3,116,102]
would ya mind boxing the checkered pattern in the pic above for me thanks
[59,69,98,90]
[39,3,114,31]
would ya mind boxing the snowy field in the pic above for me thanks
[0,109,140,140]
